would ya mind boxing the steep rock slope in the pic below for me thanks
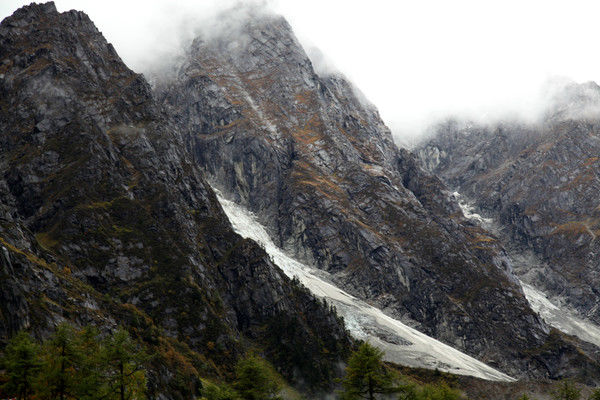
[417,82,600,327]
[0,3,351,397]
[157,8,599,379]
[216,192,515,381]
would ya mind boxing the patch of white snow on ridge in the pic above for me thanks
[215,191,515,382]
[452,191,493,226]
[522,283,600,348]
[452,190,600,349]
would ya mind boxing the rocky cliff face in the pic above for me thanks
[156,7,600,380]
[0,3,351,397]
[417,82,600,328]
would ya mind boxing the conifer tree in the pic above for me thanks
[101,328,148,400]
[201,380,241,400]
[339,342,399,400]
[37,323,82,400]
[0,331,41,400]
[233,354,281,400]
[552,380,580,400]
[397,381,419,400]
[73,326,103,400]
[419,382,461,400]
[589,389,600,400]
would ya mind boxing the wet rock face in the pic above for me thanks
[155,7,600,379]
[417,110,600,326]
[0,2,351,395]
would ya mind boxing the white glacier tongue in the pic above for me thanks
[454,191,600,350]
[521,283,600,348]
[215,191,515,382]
[452,191,493,226]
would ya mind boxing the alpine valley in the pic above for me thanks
[2,2,600,399]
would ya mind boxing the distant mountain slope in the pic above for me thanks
[0,2,351,397]
[417,81,600,328]
[156,7,600,380]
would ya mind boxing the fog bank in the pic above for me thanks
[3,0,600,143]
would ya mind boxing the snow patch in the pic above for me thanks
[522,283,600,348]
[452,191,493,225]
[215,191,515,382]
[451,191,600,349]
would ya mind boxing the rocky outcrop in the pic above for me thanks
[156,7,600,380]
[0,3,351,397]
[417,90,600,328]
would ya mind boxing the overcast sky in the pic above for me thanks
[2,1,600,141]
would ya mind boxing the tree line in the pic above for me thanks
[0,324,286,400]
[0,324,148,400]
[4,326,600,400]
[518,380,600,400]
[333,342,600,400]
[196,342,463,400]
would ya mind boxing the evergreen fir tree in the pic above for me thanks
[36,323,82,400]
[589,389,600,400]
[233,354,281,400]
[397,381,419,400]
[339,342,399,400]
[73,326,103,400]
[200,380,241,400]
[419,382,461,400]
[0,331,42,400]
[101,328,148,400]
[552,380,580,400]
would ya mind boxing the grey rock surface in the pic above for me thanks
[0,2,351,397]
[417,99,600,327]
[156,7,600,380]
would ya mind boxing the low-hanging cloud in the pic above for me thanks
[410,76,600,148]
[3,0,600,146]
[0,0,273,78]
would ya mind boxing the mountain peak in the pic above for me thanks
[2,2,100,34]
[8,1,57,19]
[543,78,600,121]
[157,4,593,380]
[0,3,352,395]
[188,7,311,79]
